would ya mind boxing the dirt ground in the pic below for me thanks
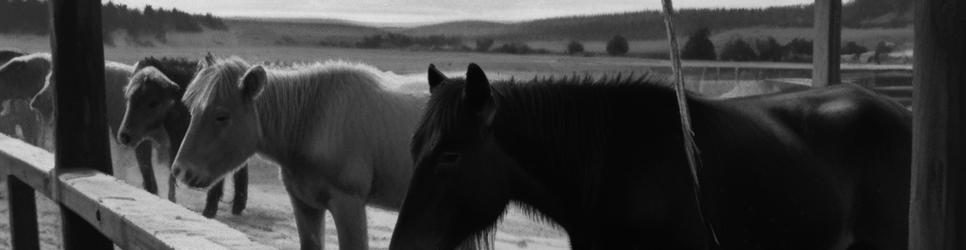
[0,133,570,250]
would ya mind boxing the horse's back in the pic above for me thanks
[724,84,911,249]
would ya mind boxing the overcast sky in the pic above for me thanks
[108,0,816,24]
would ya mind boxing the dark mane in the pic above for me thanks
[415,72,676,155]
[135,57,199,89]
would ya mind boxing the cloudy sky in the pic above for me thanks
[108,0,816,24]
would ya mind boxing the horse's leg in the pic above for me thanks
[167,171,177,202]
[290,193,326,250]
[231,164,249,215]
[202,180,225,218]
[19,116,38,147]
[134,143,158,195]
[329,193,368,250]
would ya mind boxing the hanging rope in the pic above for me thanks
[659,0,720,246]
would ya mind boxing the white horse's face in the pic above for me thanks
[173,64,264,188]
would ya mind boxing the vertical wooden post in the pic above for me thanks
[49,0,114,249]
[734,67,740,86]
[909,0,966,249]
[812,0,841,87]
[7,177,39,250]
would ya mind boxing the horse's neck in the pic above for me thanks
[250,73,320,162]
[163,102,191,150]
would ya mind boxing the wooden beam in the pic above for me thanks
[7,177,39,250]
[48,0,114,249]
[812,0,841,87]
[0,134,275,250]
[909,0,966,249]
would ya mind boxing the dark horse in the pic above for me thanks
[118,56,248,217]
[390,64,911,250]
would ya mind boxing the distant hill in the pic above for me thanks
[226,19,384,46]
[400,0,912,42]
[403,21,512,37]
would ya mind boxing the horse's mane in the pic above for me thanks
[415,73,670,156]
[0,50,25,64]
[134,57,199,90]
[184,57,423,112]
[0,52,50,69]
[182,57,252,112]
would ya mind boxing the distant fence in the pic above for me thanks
[0,134,275,250]
[639,60,913,105]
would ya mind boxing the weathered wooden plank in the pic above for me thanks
[0,134,275,250]
[812,0,842,87]
[909,0,966,249]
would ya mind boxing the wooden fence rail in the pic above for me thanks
[0,134,275,250]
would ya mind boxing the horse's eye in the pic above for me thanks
[438,152,462,165]
[215,113,230,123]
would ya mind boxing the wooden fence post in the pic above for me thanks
[7,177,39,250]
[48,0,114,249]
[909,0,966,249]
[812,0,841,87]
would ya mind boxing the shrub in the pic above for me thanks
[475,38,495,52]
[755,37,783,62]
[567,40,585,55]
[606,35,629,56]
[782,38,813,62]
[493,42,534,54]
[719,38,757,61]
[681,28,716,60]
[841,41,869,56]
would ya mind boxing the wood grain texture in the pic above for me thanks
[812,0,842,87]
[909,0,966,249]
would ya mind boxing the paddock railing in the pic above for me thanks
[0,133,275,250]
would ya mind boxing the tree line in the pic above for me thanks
[0,0,227,44]
[677,27,897,63]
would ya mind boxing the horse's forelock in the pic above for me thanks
[183,57,251,114]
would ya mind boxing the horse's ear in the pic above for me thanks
[464,63,493,115]
[205,52,215,65]
[428,64,447,93]
[239,65,267,101]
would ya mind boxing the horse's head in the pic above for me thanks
[0,53,51,102]
[117,65,181,146]
[172,57,261,188]
[28,73,54,124]
[390,64,519,250]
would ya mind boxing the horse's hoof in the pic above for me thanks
[231,203,245,215]
[202,208,217,218]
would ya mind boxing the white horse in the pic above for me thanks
[172,57,426,250]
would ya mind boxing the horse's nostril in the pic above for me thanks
[118,133,130,144]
